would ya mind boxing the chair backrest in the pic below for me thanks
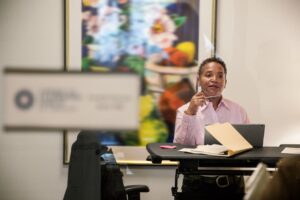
[64,131,127,200]
[64,131,103,200]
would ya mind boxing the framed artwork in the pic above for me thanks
[63,0,217,164]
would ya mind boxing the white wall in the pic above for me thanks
[1,0,300,200]
[0,0,67,200]
[0,1,175,200]
[217,0,300,146]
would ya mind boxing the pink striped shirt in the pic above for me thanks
[173,98,250,146]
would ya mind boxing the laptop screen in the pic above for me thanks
[204,124,265,147]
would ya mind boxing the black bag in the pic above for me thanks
[100,148,127,200]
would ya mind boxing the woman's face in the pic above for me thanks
[198,62,226,97]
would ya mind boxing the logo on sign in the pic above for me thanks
[15,89,34,110]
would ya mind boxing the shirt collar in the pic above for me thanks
[200,96,230,111]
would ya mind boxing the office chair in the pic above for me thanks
[64,131,149,200]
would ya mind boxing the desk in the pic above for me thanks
[146,143,298,199]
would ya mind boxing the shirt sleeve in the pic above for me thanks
[239,105,250,123]
[173,106,205,146]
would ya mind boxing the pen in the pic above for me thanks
[205,95,221,99]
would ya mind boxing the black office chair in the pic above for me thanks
[64,131,149,200]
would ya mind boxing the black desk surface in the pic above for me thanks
[146,143,299,167]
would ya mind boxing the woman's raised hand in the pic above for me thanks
[184,92,207,115]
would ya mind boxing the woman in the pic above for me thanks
[174,57,249,199]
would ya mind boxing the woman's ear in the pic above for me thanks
[224,79,227,88]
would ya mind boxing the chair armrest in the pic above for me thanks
[124,185,149,193]
[124,185,149,200]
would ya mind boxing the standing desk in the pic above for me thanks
[146,143,298,199]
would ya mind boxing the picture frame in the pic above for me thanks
[63,0,217,165]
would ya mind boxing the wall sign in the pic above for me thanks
[3,70,140,131]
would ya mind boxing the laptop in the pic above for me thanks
[204,124,265,147]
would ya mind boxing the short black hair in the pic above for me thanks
[198,57,227,76]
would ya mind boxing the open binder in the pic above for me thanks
[179,123,253,157]
[205,123,253,156]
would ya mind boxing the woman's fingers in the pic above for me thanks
[191,92,206,107]
[185,92,207,115]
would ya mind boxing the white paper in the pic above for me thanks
[244,163,271,200]
[281,147,300,154]
[179,144,228,157]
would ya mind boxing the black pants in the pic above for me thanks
[180,175,245,200]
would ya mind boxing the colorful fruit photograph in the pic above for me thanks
[81,0,199,146]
